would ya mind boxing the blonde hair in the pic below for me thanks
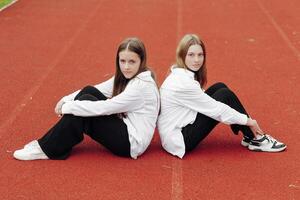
[176,34,207,88]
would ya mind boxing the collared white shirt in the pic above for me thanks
[158,67,247,158]
[61,71,160,159]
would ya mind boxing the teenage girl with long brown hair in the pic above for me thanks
[14,37,160,160]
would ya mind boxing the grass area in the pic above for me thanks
[0,0,14,9]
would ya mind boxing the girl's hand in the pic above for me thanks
[246,118,264,136]
[54,99,65,115]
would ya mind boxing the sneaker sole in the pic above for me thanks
[241,141,249,147]
[13,151,49,161]
[248,145,287,152]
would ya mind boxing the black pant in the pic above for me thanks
[38,86,131,159]
[181,82,255,152]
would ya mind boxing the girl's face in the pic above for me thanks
[119,50,141,79]
[184,44,204,72]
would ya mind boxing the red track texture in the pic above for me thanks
[0,0,299,199]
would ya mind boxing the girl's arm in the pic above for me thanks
[173,85,248,125]
[62,76,115,102]
[61,82,144,116]
[176,86,264,135]
[246,118,264,136]
[54,77,114,115]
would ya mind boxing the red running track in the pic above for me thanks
[0,0,299,199]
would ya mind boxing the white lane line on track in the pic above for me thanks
[256,0,300,61]
[0,1,103,139]
[172,158,183,200]
[171,2,183,199]
[0,0,18,12]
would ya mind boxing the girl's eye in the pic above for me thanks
[188,53,194,57]
[129,60,135,64]
[120,59,126,63]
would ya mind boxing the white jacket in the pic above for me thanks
[158,67,248,158]
[61,71,160,159]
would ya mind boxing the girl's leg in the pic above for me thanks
[74,85,106,100]
[210,86,254,139]
[38,92,100,159]
[182,83,227,152]
[39,107,130,159]
[205,82,254,138]
[38,114,85,159]
[182,82,255,152]
[74,86,131,157]
[84,114,131,157]
[182,113,219,152]
[38,86,130,159]
[205,82,228,96]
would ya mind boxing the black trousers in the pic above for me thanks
[181,82,255,152]
[38,86,131,159]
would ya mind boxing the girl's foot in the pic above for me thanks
[241,134,286,152]
[13,140,49,160]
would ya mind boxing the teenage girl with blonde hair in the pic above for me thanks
[158,34,286,158]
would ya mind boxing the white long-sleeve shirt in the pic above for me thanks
[61,71,160,159]
[158,67,248,158]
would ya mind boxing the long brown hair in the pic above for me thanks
[112,37,150,97]
[176,34,207,88]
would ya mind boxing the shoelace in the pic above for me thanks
[264,134,275,143]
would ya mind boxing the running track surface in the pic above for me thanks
[0,1,299,199]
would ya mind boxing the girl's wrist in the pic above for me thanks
[246,118,254,126]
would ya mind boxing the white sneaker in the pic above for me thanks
[241,136,252,147]
[13,140,49,160]
[248,134,287,152]
[24,140,39,149]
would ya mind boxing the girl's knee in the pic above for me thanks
[75,85,100,100]
[219,88,233,96]
[213,82,228,89]
[75,85,106,101]
[81,85,97,93]
[213,88,234,102]
[77,94,98,101]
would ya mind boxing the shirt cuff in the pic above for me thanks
[61,102,73,114]
[62,95,73,102]
[240,114,248,125]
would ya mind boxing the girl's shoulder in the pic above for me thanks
[162,71,199,89]
[128,71,157,89]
